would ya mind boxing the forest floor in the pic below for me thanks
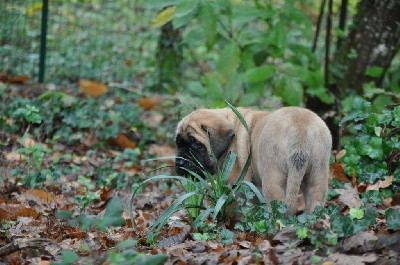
[0,81,399,265]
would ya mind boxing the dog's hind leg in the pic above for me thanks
[302,164,329,213]
[285,151,309,214]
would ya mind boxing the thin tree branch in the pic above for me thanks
[336,0,348,50]
[312,0,326,53]
[324,0,333,88]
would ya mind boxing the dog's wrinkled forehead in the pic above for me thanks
[175,110,212,146]
[176,110,203,135]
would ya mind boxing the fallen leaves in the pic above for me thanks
[336,186,363,208]
[327,253,378,265]
[112,133,137,150]
[0,204,39,220]
[138,95,166,110]
[0,72,31,84]
[366,175,393,191]
[78,80,108,97]
[1,83,400,264]
[151,6,176,28]
[331,162,351,182]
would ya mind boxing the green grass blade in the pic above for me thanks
[181,167,213,194]
[148,191,197,233]
[145,155,179,162]
[226,101,250,133]
[220,151,237,182]
[226,101,253,189]
[241,181,267,205]
[233,153,252,190]
[212,194,229,222]
[129,175,199,231]
[193,207,214,228]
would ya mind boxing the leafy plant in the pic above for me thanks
[107,239,168,265]
[1,90,143,145]
[56,196,126,232]
[340,97,400,194]
[74,175,102,209]
[15,134,52,187]
[147,0,332,106]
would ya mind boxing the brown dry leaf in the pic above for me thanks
[18,189,64,212]
[336,186,363,208]
[351,172,358,187]
[138,95,165,110]
[148,144,176,165]
[331,162,350,182]
[22,135,37,148]
[342,231,378,253]
[392,193,400,206]
[366,175,393,191]
[5,151,24,161]
[141,112,164,128]
[239,241,252,249]
[23,189,55,204]
[335,149,346,161]
[113,133,137,150]
[0,204,39,220]
[382,197,393,208]
[0,73,31,84]
[78,79,108,97]
[256,239,272,252]
[327,253,377,265]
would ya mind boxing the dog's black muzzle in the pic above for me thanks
[175,156,206,178]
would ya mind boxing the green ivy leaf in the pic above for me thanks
[385,208,400,230]
[57,251,79,265]
[220,228,235,245]
[55,210,73,220]
[104,196,124,218]
[326,233,338,246]
[331,215,354,237]
[310,255,322,264]
[393,106,400,123]
[193,232,214,241]
[360,137,383,160]
[349,208,364,220]
[296,226,308,239]
[137,254,169,265]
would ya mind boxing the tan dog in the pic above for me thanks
[175,107,332,214]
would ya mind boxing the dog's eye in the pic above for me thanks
[189,136,202,149]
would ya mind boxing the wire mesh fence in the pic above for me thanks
[1,0,159,85]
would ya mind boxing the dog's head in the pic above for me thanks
[175,109,235,177]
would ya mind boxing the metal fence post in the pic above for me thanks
[39,0,48,83]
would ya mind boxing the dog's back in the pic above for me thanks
[256,107,332,213]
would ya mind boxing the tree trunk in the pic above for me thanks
[334,0,400,96]
[155,22,182,92]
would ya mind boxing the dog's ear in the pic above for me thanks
[203,124,235,159]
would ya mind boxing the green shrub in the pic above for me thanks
[340,97,400,194]
[148,0,332,106]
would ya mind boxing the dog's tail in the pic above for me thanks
[285,150,309,214]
